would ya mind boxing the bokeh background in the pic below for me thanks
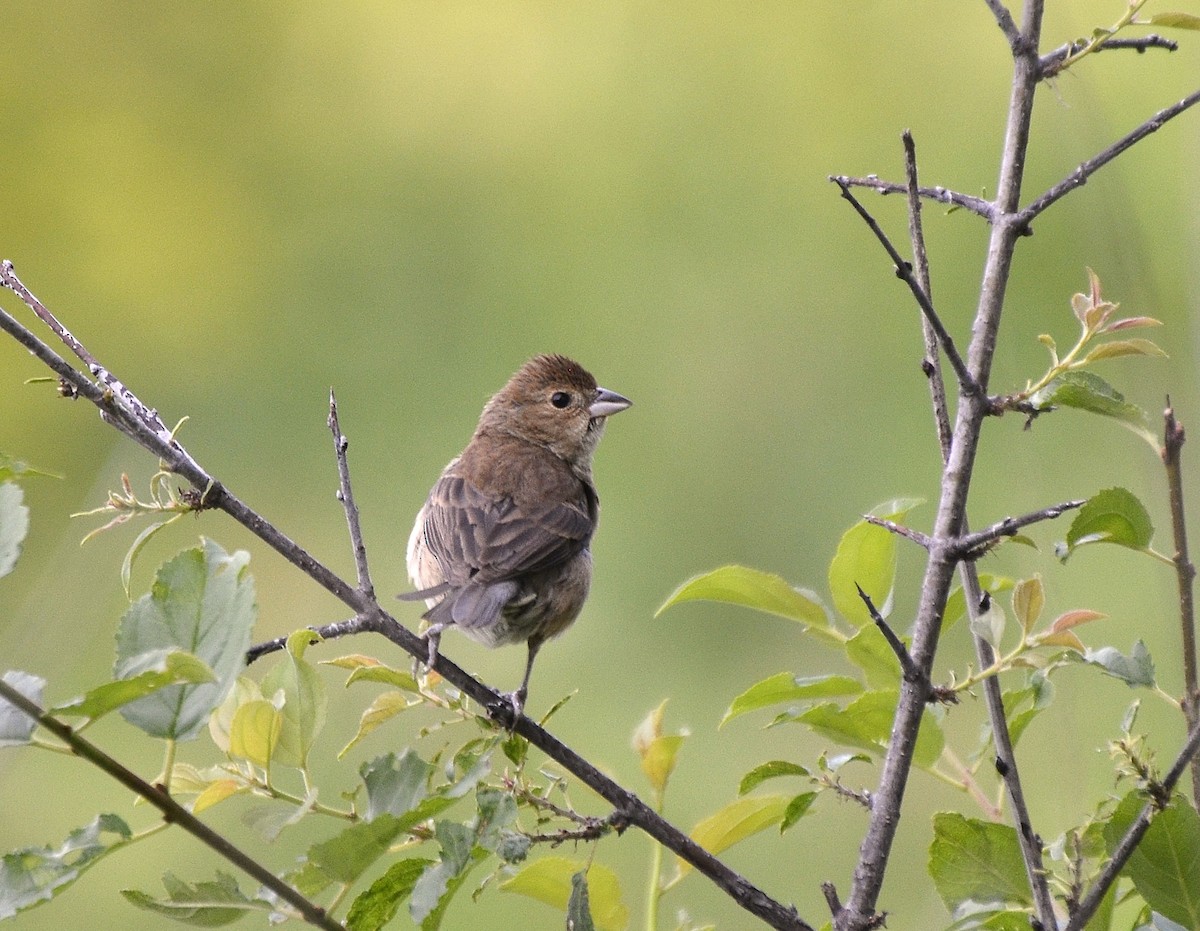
[2,2,1199,928]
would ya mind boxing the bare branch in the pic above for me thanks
[328,391,374,599]
[854,584,922,685]
[983,0,1022,53]
[954,499,1085,558]
[831,178,979,397]
[1161,401,1200,812]
[903,131,953,463]
[246,615,369,665]
[1020,87,1200,225]
[832,174,994,222]
[0,678,346,931]
[1040,34,1177,76]
[863,514,931,550]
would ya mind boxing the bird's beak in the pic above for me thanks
[589,387,632,418]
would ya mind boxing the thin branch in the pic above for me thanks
[960,567,1058,929]
[1020,87,1200,225]
[328,391,374,599]
[983,0,1022,53]
[246,615,368,665]
[1040,34,1177,77]
[854,584,921,685]
[902,131,953,463]
[831,174,994,222]
[954,499,1085,558]
[831,178,979,396]
[1063,714,1200,931]
[862,515,931,550]
[0,267,812,931]
[0,678,345,931]
[1161,401,1200,813]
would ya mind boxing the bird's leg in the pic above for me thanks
[504,636,544,721]
[416,622,447,686]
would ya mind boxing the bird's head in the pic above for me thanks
[478,354,631,468]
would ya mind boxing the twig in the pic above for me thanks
[328,391,374,599]
[0,267,813,931]
[1161,401,1200,812]
[831,175,995,222]
[831,178,978,397]
[246,615,369,665]
[854,584,921,685]
[1063,714,1200,931]
[0,678,345,931]
[954,499,1085,558]
[902,132,953,463]
[862,515,931,550]
[1040,34,1176,77]
[983,0,1022,53]
[1020,87,1200,226]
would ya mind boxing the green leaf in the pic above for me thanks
[738,760,810,796]
[410,821,475,924]
[1029,372,1154,443]
[943,575,1014,633]
[798,690,944,769]
[780,792,817,833]
[969,594,1006,650]
[120,871,258,926]
[208,676,262,754]
[1011,576,1043,636]
[339,690,412,759]
[0,815,132,919]
[721,672,862,727]
[54,650,214,721]
[829,499,922,627]
[1063,487,1154,557]
[1083,641,1156,688]
[322,654,420,692]
[1104,792,1200,927]
[677,795,788,878]
[474,788,519,853]
[347,859,434,931]
[361,749,433,821]
[929,812,1031,912]
[500,858,628,931]
[845,625,902,687]
[1082,338,1167,364]
[0,482,29,580]
[115,539,256,741]
[0,454,57,484]
[0,671,44,747]
[567,871,597,931]
[260,629,327,769]
[227,699,281,768]
[632,700,686,792]
[656,566,834,639]
[1150,11,1200,29]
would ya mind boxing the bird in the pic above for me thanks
[401,354,631,716]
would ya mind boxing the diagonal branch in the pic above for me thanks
[1063,714,1200,931]
[832,174,995,222]
[328,391,374,599]
[1039,34,1177,76]
[0,265,813,931]
[1020,87,1200,225]
[983,0,1022,53]
[0,678,346,931]
[954,499,1085,558]
[831,178,978,397]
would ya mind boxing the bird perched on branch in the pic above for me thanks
[401,354,631,716]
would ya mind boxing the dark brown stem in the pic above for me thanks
[1040,35,1177,78]
[328,391,374,600]
[1162,401,1200,812]
[831,174,995,222]
[0,678,345,931]
[954,499,1085,558]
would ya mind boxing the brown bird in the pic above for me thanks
[401,354,631,715]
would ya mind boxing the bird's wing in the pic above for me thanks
[422,473,594,586]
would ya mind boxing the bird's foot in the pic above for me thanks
[485,688,527,730]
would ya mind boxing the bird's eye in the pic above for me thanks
[550,391,572,409]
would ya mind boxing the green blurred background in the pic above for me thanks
[2,2,1198,928]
